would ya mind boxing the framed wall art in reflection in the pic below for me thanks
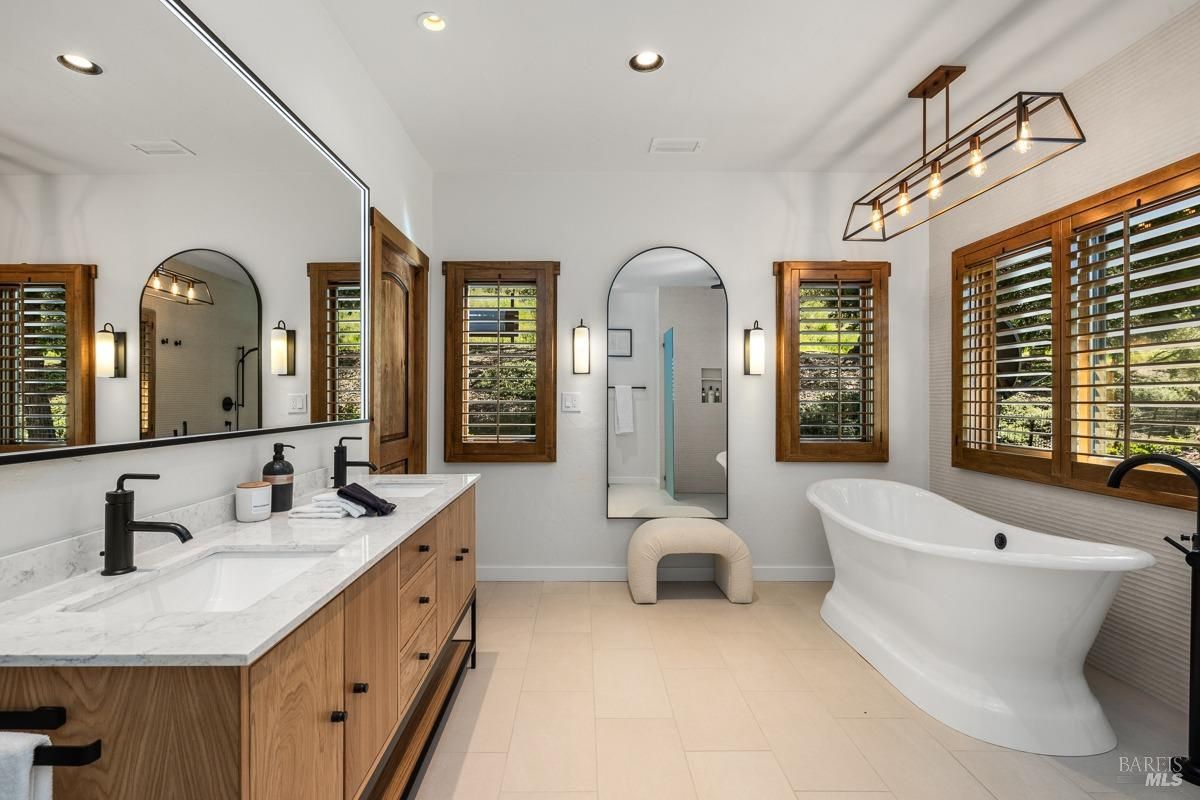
[607,328,633,357]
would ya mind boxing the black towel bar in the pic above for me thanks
[0,706,67,730]
[33,739,102,767]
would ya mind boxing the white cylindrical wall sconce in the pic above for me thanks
[573,319,590,374]
[271,320,296,376]
[744,320,765,375]
[96,322,126,378]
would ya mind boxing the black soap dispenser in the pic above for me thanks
[263,443,296,512]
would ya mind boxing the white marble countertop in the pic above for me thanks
[0,474,478,667]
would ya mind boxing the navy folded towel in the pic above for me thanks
[337,483,397,517]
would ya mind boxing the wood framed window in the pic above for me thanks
[139,308,156,439]
[443,261,558,462]
[774,260,889,462]
[307,262,363,422]
[951,153,1200,509]
[0,264,96,451]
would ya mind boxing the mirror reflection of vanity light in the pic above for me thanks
[744,320,765,375]
[96,323,126,378]
[573,319,590,374]
[270,321,296,376]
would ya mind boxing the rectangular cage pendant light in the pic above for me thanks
[844,67,1085,242]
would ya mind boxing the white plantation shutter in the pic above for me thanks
[461,280,538,443]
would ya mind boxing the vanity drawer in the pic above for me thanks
[400,614,437,705]
[399,520,437,586]
[399,559,437,647]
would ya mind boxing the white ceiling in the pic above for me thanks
[0,0,330,175]
[325,0,1198,173]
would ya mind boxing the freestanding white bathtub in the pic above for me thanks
[807,478,1155,756]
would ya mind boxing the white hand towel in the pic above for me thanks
[0,731,53,800]
[311,492,367,518]
[614,385,635,435]
[288,504,348,520]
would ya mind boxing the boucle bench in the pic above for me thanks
[626,518,753,604]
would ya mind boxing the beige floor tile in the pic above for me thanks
[522,632,594,692]
[589,581,634,605]
[476,581,499,603]
[713,631,809,692]
[648,616,726,669]
[753,605,849,650]
[786,651,911,718]
[662,668,768,751]
[910,707,999,751]
[792,793,895,800]
[695,601,769,634]
[480,594,541,619]
[752,582,811,605]
[493,581,545,599]
[478,617,535,669]
[502,692,597,793]
[596,718,697,800]
[590,606,654,649]
[658,581,725,601]
[416,751,506,800]
[593,649,672,718]
[686,751,795,800]
[744,691,887,792]
[535,594,592,634]
[499,794,598,800]
[543,581,590,595]
[437,668,525,753]
[1045,756,1126,794]
[840,718,992,800]
[954,750,1093,800]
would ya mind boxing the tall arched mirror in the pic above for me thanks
[607,247,728,519]
[139,249,261,438]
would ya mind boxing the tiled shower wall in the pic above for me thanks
[928,5,1200,709]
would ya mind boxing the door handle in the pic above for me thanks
[455,555,464,562]
[460,547,470,554]
[418,652,430,661]
[352,682,369,694]
[330,710,348,723]
[418,544,431,552]
[418,596,430,604]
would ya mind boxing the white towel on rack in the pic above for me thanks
[0,732,52,800]
[614,385,635,435]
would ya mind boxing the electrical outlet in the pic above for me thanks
[287,393,307,413]
[560,391,581,413]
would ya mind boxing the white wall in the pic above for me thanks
[0,0,433,558]
[928,5,1200,708]
[606,288,659,483]
[433,170,930,580]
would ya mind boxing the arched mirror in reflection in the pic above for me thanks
[607,246,728,519]
[139,249,261,438]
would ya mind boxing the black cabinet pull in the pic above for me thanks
[460,547,470,554]
[418,596,431,604]
[331,710,348,723]
[418,544,431,552]
[352,682,369,694]
[455,555,464,562]
[418,652,430,661]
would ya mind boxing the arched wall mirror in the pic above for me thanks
[607,246,728,519]
[138,249,261,439]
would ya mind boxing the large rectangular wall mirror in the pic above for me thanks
[0,0,368,462]
[607,246,728,519]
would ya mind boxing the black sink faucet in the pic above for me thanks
[102,473,193,576]
[1108,453,1200,786]
[333,436,378,488]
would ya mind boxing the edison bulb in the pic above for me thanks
[186,284,196,301]
[870,202,884,232]
[1014,119,1033,154]
[170,279,180,295]
[928,164,943,200]
[151,274,162,290]
[968,137,987,178]
[897,182,911,217]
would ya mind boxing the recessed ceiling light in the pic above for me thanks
[629,51,664,73]
[418,12,447,32]
[57,53,103,75]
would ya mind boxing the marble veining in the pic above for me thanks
[0,467,331,604]
[0,472,478,667]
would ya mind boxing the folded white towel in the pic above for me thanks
[311,492,367,518]
[614,385,635,435]
[288,503,348,520]
[0,731,52,800]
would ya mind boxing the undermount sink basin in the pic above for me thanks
[370,478,446,499]
[77,550,333,615]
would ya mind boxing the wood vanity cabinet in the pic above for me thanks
[0,485,477,800]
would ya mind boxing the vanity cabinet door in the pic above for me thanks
[436,487,477,643]
[249,596,345,800]
[452,486,476,611]
[343,551,400,800]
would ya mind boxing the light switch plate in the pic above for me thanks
[287,393,307,413]
[560,391,581,413]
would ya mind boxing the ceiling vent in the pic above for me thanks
[649,137,704,155]
[129,139,196,157]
